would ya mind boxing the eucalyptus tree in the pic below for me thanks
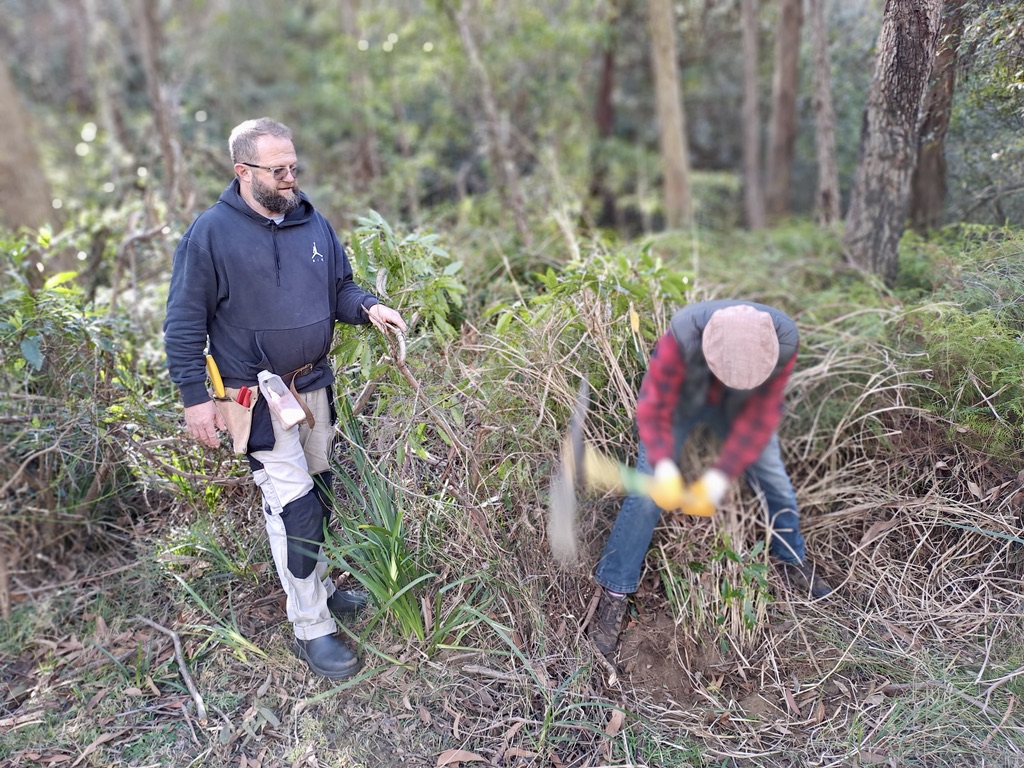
[843,0,942,285]
[740,0,764,229]
[765,0,802,221]
[909,1,968,234]
[808,0,840,226]
[0,61,53,237]
[647,0,692,229]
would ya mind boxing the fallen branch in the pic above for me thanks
[136,615,207,724]
[462,664,529,684]
[982,695,1015,747]
[982,664,1024,699]
[120,430,248,486]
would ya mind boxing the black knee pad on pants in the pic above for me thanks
[312,471,335,526]
[279,490,328,579]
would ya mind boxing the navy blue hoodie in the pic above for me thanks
[164,179,378,407]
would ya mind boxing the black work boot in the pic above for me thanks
[327,588,369,618]
[778,560,833,600]
[293,634,361,679]
[588,590,629,656]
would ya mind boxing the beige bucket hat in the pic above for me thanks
[701,304,779,389]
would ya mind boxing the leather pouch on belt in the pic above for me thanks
[211,386,260,454]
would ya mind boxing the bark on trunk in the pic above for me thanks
[765,0,803,220]
[808,0,841,225]
[647,0,692,229]
[588,4,618,229]
[453,0,531,245]
[340,0,382,197]
[909,0,967,234]
[0,63,54,233]
[741,0,765,230]
[842,0,942,285]
[134,0,184,217]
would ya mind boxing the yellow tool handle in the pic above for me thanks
[205,354,225,398]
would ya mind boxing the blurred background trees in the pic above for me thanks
[0,0,1021,287]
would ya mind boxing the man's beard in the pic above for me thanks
[251,176,301,215]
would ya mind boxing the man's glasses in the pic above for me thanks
[240,162,300,181]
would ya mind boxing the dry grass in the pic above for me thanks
[3,295,1024,766]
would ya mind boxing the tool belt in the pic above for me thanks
[212,386,260,454]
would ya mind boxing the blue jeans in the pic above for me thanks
[594,406,806,594]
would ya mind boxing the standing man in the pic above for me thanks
[164,117,406,679]
[588,300,832,656]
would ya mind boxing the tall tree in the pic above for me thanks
[133,0,187,217]
[740,0,765,229]
[587,0,619,229]
[340,0,383,195]
[842,0,942,284]
[808,0,840,225]
[647,0,692,229]
[451,0,531,245]
[909,0,968,233]
[765,0,803,220]
[0,61,54,234]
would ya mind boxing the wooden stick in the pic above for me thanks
[136,615,207,724]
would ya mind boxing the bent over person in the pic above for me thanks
[589,300,832,656]
[164,117,406,679]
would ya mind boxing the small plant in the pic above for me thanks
[324,396,486,654]
[659,535,771,655]
[334,210,467,376]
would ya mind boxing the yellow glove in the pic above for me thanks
[648,460,686,511]
[678,469,729,518]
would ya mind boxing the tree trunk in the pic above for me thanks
[340,0,382,199]
[647,0,692,229]
[452,0,531,245]
[765,0,803,221]
[0,62,54,233]
[587,0,618,229]
[909,0,967,234]
[842,0,942,285]
[133,0,185,217]
[740,0,765,230]
[808,0,841,226]
[61,0,94,114]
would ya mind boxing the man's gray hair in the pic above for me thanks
[229,117,292,164]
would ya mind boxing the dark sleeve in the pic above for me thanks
[163,233,217,407]
[714,351,796,478]
[330,228,378,325]
[636,332,687,465]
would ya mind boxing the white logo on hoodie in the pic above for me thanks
[311,242,325,262]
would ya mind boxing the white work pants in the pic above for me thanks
[250,388,341,641]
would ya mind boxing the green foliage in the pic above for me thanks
[961,2,1024,122]
[350,210,466,340]
[0,233,145,519]
[488,239,690,362]
[325,397,484,654]
[897,306,1024,456]
[660,536,771,651]
[333,210,466,380]
[173,574,268,664]
[886,228,1024,457]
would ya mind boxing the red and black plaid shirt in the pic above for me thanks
[636,332,796,479]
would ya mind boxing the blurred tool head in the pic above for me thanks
[702,304,779,390]
[547,381,591,564]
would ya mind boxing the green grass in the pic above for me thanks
[4,221,1024,766]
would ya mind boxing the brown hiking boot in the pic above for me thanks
[778,561,833,600]
[588,590,629,656]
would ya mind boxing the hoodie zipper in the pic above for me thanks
[270,222,282,286]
